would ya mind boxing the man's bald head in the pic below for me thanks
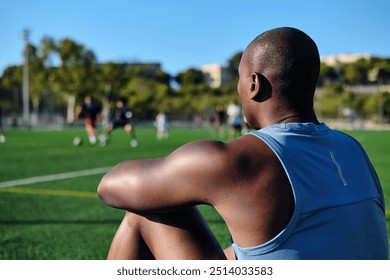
[243,27,320,106]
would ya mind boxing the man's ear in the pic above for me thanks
[250,72,261,99]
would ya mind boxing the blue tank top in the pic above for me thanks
[232,123,388,259]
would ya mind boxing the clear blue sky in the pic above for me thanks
[1,0,389,76]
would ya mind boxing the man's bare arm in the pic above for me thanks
[97,140,230,212]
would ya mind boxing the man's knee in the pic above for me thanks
[123,211,144,229]
[124,124,132,132]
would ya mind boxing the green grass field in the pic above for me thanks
[0,127,389,259]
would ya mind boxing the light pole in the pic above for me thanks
[22,28,30,127]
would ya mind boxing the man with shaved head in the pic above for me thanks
[98,27,388,260]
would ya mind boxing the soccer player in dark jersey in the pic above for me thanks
[75,96,101,145]
[105,98,138,147]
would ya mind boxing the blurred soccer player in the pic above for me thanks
[105,98,138,147]
[226,100,243,138]
[74,96,102,145]
[155,111,169,140]
[98,27,388,260]
[212,105,226,139]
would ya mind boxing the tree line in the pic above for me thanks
[0,36,389,124]
[317,56,390,122]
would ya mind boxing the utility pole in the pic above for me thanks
[22,28,30,127]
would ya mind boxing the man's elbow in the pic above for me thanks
[97,176,120,208]
[97,162,146,210]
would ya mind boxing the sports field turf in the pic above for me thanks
[0,127,389,259]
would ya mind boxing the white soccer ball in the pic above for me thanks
[125,111,133,119]
[73,136,83,146]
[130,139,138,147]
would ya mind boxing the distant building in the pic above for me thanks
[201,64,232,88]
[321,53,371,66]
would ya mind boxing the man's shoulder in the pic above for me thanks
[170,136,272,166]
[175,139,228,157]
[181,135,257,151]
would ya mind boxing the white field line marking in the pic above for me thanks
[0,166,112,188]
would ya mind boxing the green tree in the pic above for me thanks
[315,82,344,118]
[97,62,129,103]
[373,58,390,84]
[176,68,204,87]
[341,58,371,84]
[0,66,23,114]
[54,38,98,122]
[363,91,390,123]
[318,63,339,86]
[120,77,172,119]
[226,51,242,81]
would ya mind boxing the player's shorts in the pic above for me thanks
[112,120,129,129]
[85,118,96,128]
